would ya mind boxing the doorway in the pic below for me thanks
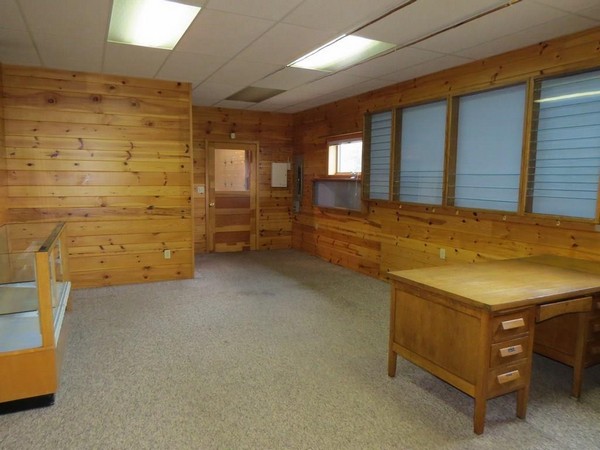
[206,142,258,252]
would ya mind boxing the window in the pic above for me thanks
[450,84,526,212]
[360,67,600,222]
[395,100,447,204]
[365,110,393,200]
[313,178,362,211]
[328,137,362,175]
[527,70,600,219]
[318,134,363,211]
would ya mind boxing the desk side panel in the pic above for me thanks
[393,287,481,387]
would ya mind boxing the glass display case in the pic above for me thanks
[0,222,71,407]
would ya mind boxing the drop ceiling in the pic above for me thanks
[0,0,599,113]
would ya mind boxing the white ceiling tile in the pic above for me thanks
[103,43,170,78]
[252,67,324,90]
[235,23,337,66]
[247,102,289,112]
[356,0,507,45]
[331,78,395,98]
[283,0,402,33]
[18,0,111,42]
[278,97,330,113]
[380,55,474,83]
[178,0,208,6]
[532,0,600,13]
[456,14,598,60]
[34,32,104,73]
[176,9,274,57]
[578,6,600,20]
[205,58,281,86]
[342,47,444,79]
[1,0,598,112]
[214,99,254,109]
[205,0,304,21]
[255,87,319,105]
[192,81,244,106]
[157,51,229,84]
[0,0,27,30]
[0,27,40,66]
[295,72,373,96]
[413,1,567,54]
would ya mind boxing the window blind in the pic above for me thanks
[528,70,600,219]
[452,84,526,212]
[396,100,446,205]
[368,111,393,200]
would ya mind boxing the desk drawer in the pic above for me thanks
[490,336,529,368]
[491,310,532,343]
[487,362,529,398]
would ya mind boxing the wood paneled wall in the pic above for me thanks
[293,26,600,278]
[192,107,294,252]
[2,65,194,288]
[0,64,7,225]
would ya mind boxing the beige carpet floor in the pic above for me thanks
[1,249,599,449]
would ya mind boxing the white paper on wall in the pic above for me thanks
[271,162,288,187]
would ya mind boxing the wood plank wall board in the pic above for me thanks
[0,64,7,225]
[192,106,294,252]
[2,65,194,288]
[292,26,600,278]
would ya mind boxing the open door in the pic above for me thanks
[207,142,257,252]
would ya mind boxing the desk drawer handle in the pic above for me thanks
[500,344,523,358]
[501,318,525,330]
[497,370,520,384]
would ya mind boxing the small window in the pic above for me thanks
[328,138,362,175]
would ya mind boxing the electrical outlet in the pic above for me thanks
[163,249,171,259]
[439,248,446,260]
[196,185,205,195]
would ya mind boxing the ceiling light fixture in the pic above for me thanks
[108,0,201,50]
[289,35,395,72]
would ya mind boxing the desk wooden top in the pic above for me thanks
[388,256,600,312]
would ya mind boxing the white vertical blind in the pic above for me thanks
[368,111,393,200]
[529,70,600,219]
[397,100,446,204]
[453,84,526,211]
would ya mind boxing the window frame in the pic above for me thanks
[363,109,395,202]
[393,97,449,206]
[524,69,600,222]
[448,82,528,213]
[360,68,600,225]
[327,133,363,177]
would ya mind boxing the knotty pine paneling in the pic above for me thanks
[2,65,194,288]
[192,107,294,252]
[293,26,600,278]
[0,64,7,225]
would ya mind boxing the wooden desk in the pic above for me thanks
[387,257,600,434]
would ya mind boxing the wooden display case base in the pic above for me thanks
[0,394,55,415]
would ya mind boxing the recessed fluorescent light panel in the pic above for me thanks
[108,0,201,50]
[289,35,395,72]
